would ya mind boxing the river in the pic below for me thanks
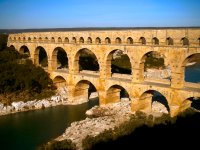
[0,64,199,150]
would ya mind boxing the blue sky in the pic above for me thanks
[0,0,199,29]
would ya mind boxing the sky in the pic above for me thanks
[0,0,199,29]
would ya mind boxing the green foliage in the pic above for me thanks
[0,34,8,51]
[144,53,165,70]
[0,34,55,103]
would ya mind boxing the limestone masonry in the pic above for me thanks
[8,28,200,117]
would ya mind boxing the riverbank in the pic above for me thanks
[40,99,171,150]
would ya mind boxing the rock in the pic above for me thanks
[0,103,4,110]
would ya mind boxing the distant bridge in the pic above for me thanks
[8,28,200,116]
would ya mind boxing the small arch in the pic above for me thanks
[127,37,133,44]
[51,37,55,43]
[106,85,130,104]
[152,37,159,45]
[9,37,12,41]
[87,37,92,44]
[166,37,173,45]
[105,37,111,44]
[198,37,200,46]
[53,76,66,88]
[14,37,16,41]
[23,37,26,42]
[33,37,37,42]
[139,37,146,45]
[52,47,68,71]
[28,37,31,41]
[95,37,101,44]
[72,37,76,43]
[39,37,42,42]
[74,80,99,105]
[79,37,84,44]
[18,37,21,41]
[34,46,48,68]
[115,37,122,44]
[74,48,99,73]
[181,37,189,46]
[10,45,15,50]
[19,45,30,57]
[64,37,69,43]
[58,37,62,43]
[138,90,170,113]
[45,37,48,42]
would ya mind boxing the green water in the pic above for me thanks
[0,99,98,150]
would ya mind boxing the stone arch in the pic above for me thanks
[72,37,76,43]
[181,37,189,46]
[106,84,130,104]
[52,47,68,71]
[181,97,200,112]
[64,37,69,43]
[166,37,173,45]
[95,37,101,44]
[127,37,133,44]
[74,48,99,73]
[18,37,21,41]
[14,37,16,41]
[73,80,99,104]
[23,37,26,42]
[115,37,122,44]
[58,37,62,43]
[79,37,84,43]
[152,37,159,45]
[87,37,92,44]
[28,37,31,41]
[140,51,166,81]
[51,37,55,43]
[39,37,42,42]
[45,37,48,42]
[10,45,15,50]
[19,45,30,57]
[181,53,200,83]
[139,37,146,45]
[34,46,48,68]
[33,37,37,42]
[105,37,111,44]
[136,90,170,114]
[106,49,132,78]
[53,75,67,88]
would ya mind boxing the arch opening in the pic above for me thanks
[182,97,200,112]
[142,51,169,81]
[53,76,66,88]
[79,37,84,44]
[74,48,99,73]
[52,47,68,71]
[152,37,159,45]
[19,45,30,57]
[127,37,133,44]
[182,53,200,83]
[87,37,92,44]
[139,37,146,45]
[106,85,130,104]
[105,37,111,44]
[74,80,99,105]
[181,37,189,46]
[72,37,76,43]
[166,37,173,45]
[95,37,101,44]
[34,46,48,68]
[115,37,122,44]
[139,90,170,114]
[106,49,132,78]
[64,37,69,43]
[58,37,62,43]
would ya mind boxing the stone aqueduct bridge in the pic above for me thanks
[8,28,200,117]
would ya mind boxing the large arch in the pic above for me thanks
[180,97,200,112]
[52,47,68,71]
[73,80,99,105]
[106,49,132,78]
[140,51,167,82]
[74,48,99,73]
[34,46,48,68]
[135,90,170,114]
[19,45,30,57]
[106,85,130,104]
[53,75,67,88]
[181,53,200,83]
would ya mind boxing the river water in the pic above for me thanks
[0,64,199,150]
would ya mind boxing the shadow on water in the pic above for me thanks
[0,98,99,150]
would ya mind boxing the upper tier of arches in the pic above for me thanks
[8,29,200,47]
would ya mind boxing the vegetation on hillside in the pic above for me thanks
[0,34,55,105]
